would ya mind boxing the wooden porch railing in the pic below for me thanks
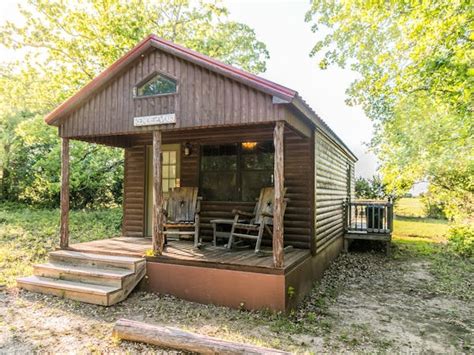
[344,199,393,235]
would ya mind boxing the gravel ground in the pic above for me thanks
[1,247,472,353]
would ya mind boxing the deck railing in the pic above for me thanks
[344,200,393,234]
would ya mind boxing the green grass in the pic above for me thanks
[394,197,427,218]
[393,217,449,254]
[0,204,122,286]
[393,197,450,255]
[392,215,473,300]
[0,201,472,352]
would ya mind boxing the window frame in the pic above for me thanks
[199,141,274,202]
[133,71,179,99]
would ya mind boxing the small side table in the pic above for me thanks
[210,219,244,247]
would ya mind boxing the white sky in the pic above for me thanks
[0,0,379,178]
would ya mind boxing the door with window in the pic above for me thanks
[146,144,181,237]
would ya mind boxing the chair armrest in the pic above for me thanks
[195,196,202,214]
[232,209,254,217]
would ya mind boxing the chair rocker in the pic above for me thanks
[227,187,288,254]
[162,187,202,248]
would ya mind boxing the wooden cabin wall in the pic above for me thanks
[121,126,313,249]
[122,146,146,237]
[284,131,313,249]
[314,131,355,253]
[60,48,286,138]
[196,130,312,249]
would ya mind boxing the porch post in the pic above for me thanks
[60,137,70,249]
[273,121,285,268]
[152,130,164,255]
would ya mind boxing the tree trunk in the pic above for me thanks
[60,138,70,249]
[273,121,285,268]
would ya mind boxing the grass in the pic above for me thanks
[393,217,450,254]
[0,204,122,286]
[0,198,472,352]
[392,198,473,301]
[394,197,427,218]
[393,197,449,253]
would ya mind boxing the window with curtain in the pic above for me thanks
[200,141,274,201]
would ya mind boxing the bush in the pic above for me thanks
[355,175,390,200]
[447,225,474,258]
[423,199,446,219]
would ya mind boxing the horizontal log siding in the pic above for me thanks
[121,126,312,249]
[314,131,355,253]
[186,128,312,248]
[122,146,146,237]
[60,48,285,138]
[284,131,312,249]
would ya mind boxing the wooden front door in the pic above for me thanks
[146,144,181,237]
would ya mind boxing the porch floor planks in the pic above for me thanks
[69,237,151,257]
[69,237,310,274]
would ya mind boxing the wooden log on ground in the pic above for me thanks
[112,318,289,354]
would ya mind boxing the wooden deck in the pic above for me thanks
[69,237,310,275]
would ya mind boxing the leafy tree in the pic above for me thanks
[6,116,124,209]
[0,0,269,208]
[355,175,389,200]
[306,0,473,221]
[0,0,269,110]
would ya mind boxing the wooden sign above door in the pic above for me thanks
[134,113,176,127]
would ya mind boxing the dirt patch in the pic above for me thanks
[0,251,472,353]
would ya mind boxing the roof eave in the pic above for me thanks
[45,34,157,126]
[290,96,358,162]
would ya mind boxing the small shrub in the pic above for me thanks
[447,224,474,258]
[421,194,446,219]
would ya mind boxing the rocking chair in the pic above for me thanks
[162,187,202,248]
[227,187,288,254]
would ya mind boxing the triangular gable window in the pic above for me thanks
[134,73,177,98]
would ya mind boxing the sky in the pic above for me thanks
[0,0,379,178]
[222,0,378,179]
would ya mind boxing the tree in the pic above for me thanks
[0,0,269,208]
[6,115,124,209]
[0,0,269,111]
[355,175,389,200]
[306,0,473,221]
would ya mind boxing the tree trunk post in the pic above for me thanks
[273,121,285,268]
[60,137,70,249]
[152,130,164,255]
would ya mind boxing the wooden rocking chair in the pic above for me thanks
[162,187,202,248]
[227,187,288,254]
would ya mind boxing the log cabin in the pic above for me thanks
[17,34,365,311]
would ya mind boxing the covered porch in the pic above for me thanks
[59,122,314,269]
[55,121,314,310]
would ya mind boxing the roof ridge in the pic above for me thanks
[148,35,296,99]
[44,34,296,124]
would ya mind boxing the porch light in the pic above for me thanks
[241,141,257,150]
[184,142,192,156]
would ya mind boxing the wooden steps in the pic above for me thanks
[17,250,146,306]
